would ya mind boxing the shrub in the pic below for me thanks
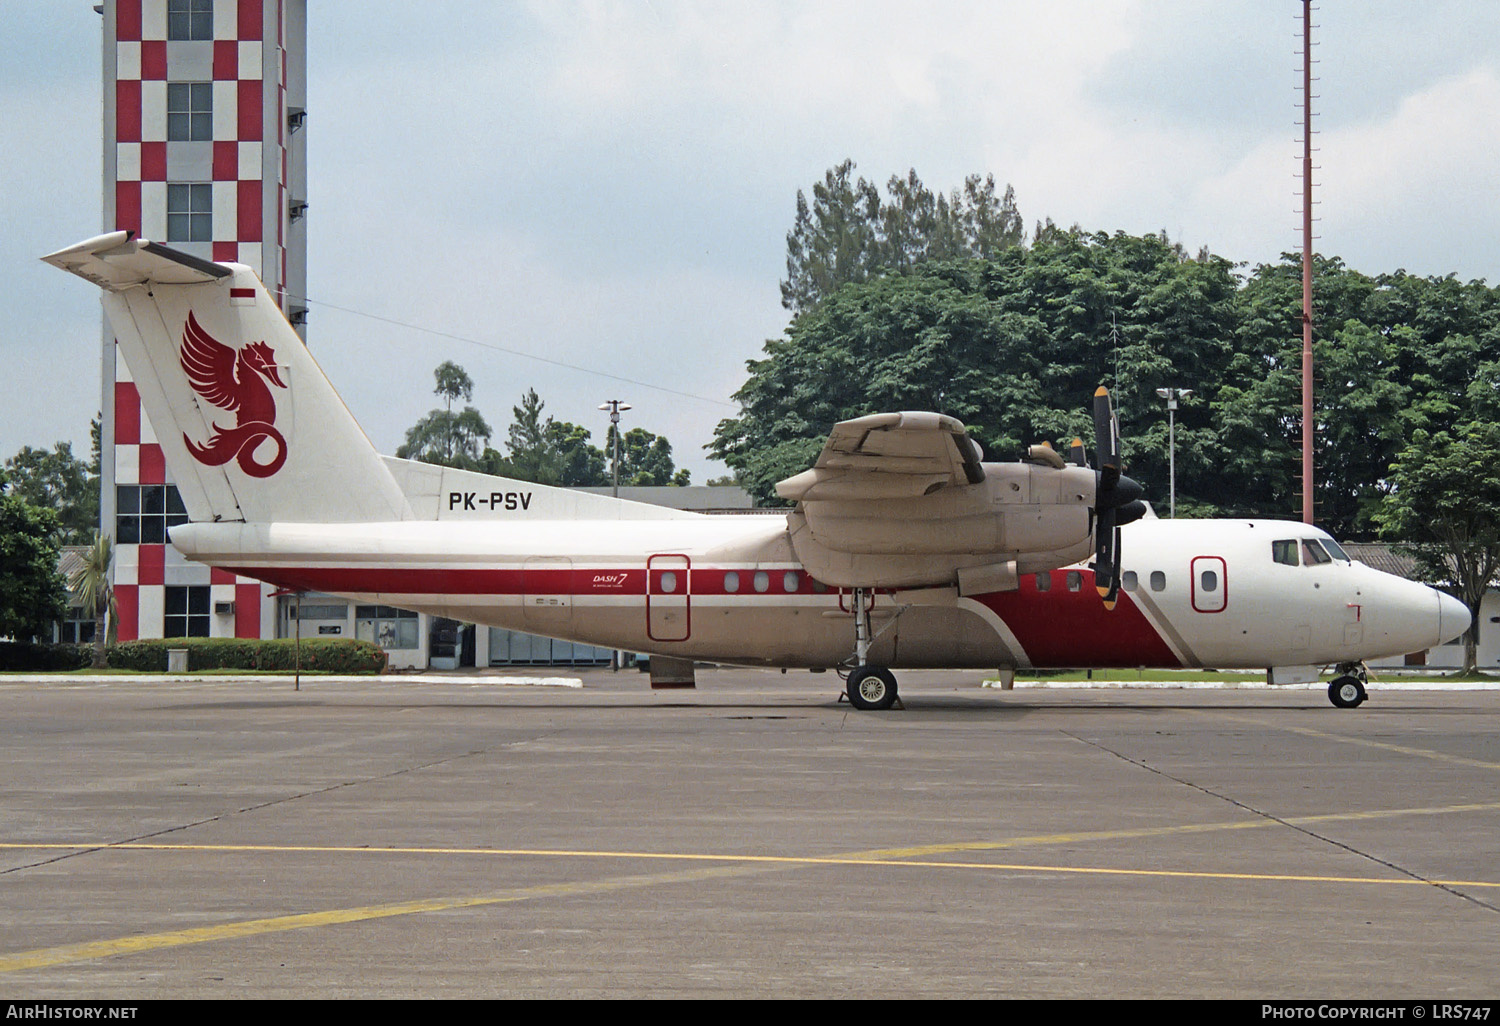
[107,637,387,674]
[0,641,92,671]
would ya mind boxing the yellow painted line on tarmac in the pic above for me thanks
[840,798,1500,860]
[6,797,1498,973]
[1200,711,1500,772]
[5,845,1498,974]
[0,863,754,974]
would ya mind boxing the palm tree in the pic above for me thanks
[70,532,113,670]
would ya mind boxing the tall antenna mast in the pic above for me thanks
[1299,0,1318,524]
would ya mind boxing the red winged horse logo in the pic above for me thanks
[178,311,289,478]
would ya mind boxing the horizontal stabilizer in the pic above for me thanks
[42,231,229,291]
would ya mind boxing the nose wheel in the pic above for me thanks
[1328,663,1369,708]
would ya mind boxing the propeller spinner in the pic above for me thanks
[1091,387,1146,609]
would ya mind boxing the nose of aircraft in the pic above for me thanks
[1437,590,1472,646]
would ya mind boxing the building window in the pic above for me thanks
[57,608,97,645]
[355,606,419,650]
[167,0,214,41]
[167,83,213,142]
[117,485,190,544]
[167,183,213,243]
[290,602,349,621]
[165,586,211,638]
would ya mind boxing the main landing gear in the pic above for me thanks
[1328,662,1369,709]
[840,587,902,711]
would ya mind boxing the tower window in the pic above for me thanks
[167,0,214,41]
[167,83,213,142]
[166,183,212,243]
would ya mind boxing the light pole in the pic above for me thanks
[1155,387,1192,518]
[598,400,631,673]
[597,400,632,498]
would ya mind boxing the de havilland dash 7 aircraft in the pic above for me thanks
[44,232,1470,710]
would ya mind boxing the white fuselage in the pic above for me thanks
[170,515,1464,671]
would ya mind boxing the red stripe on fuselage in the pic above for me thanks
[975,570,1181,668]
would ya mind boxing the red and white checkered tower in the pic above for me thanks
[101,0,307,641]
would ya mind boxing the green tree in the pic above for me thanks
[396,363,493,470]
[605,426,683,487]
[1374,424,1500,674]
[4,441,99,544]
[483,390,608,487]
[781,159,884,314]
[0,469,68,642]
[782,162,1027,313]
[70,531,115,668]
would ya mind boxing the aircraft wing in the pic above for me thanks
[775,411,985,502]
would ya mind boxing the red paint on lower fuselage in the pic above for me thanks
[975,570,1182,668]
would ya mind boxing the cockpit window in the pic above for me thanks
[1323,539,1351,562]
[1272,540,1299,566]
[1302,539,1333,566]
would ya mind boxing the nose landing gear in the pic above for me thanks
[1328,662,1369,708]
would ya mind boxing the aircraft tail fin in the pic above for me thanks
[43,232,410,525]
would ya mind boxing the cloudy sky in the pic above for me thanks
[5,1,1499,482]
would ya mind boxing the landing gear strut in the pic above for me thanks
[1328,662,1369,709]
[841,586,901,711]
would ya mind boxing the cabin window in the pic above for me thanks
[753,571,770,593]
[1122,570,1138,591]
[1066,571,1083,592]
[723,571,739,593]
[1302,540,1333,566]
[1272,540,1299,566]
[659,571,678,594]
[1200,569,1218,592]
[1034,571,1051,593]
[811,579,828,593]
[1149,570,1166,592]
[783,571,800,592]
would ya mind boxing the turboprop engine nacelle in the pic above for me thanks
[780,461,1098,590]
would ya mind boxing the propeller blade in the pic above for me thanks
[1068,436,1087,468]
[1094,506,1116,596]
[1099,525,1123,610]
[1093,386,1120,492]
